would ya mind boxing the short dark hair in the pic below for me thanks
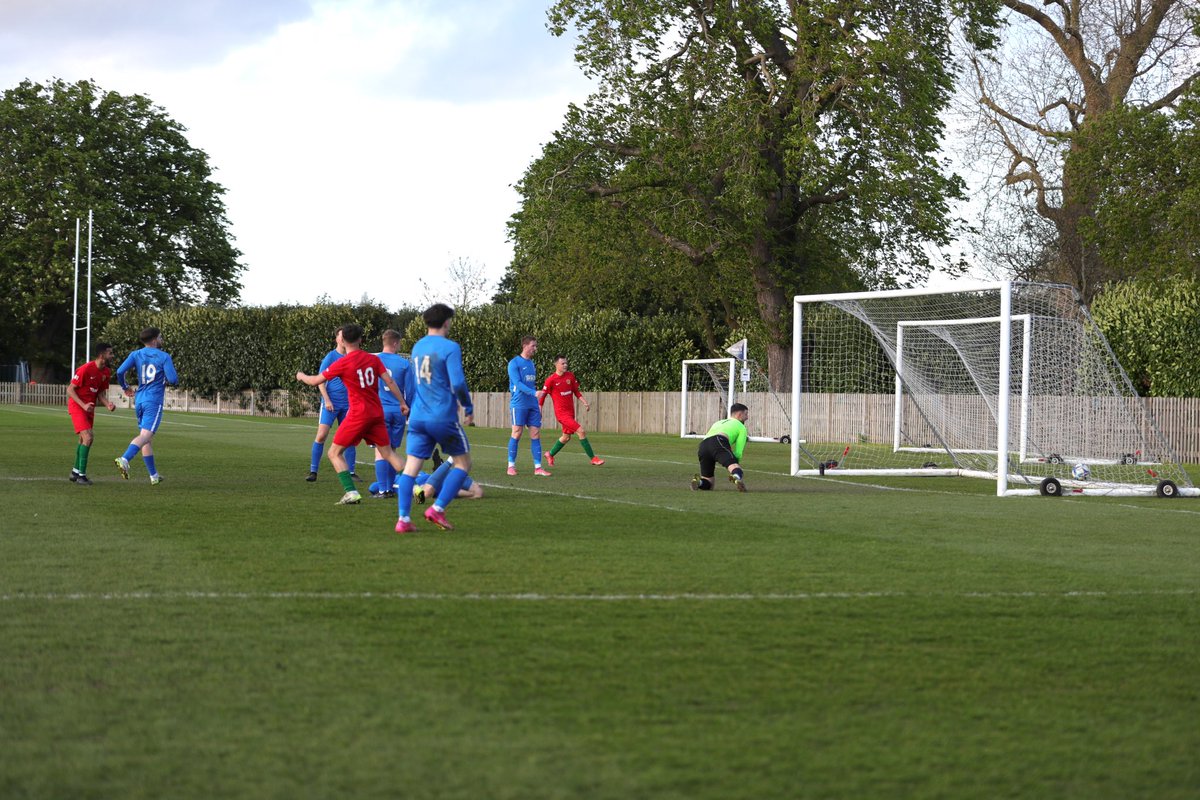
[520,335,537,348]
[94,342,112,356]
[341,323,364,345]
[139,327,160,345]
[382,329,401,345]
[554,354,567,362]
[730,403,748,414]
[423,303,455,329]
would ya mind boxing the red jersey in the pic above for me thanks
[70,360,112,407]
[542,370,582,419]
[322,349,385,420]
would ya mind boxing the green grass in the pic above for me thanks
[2,404,1198,799]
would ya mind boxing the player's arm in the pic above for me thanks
[296,370,328,387]
[575,377,590,409]
[401,364,417,414]
[509,360,537,397]
[448,347,474,424]
[732,425,747,461]
[539,375,554,407]
[66,382,92,412]
[379,371,409,415]
[115,354,136,396]
[163,354,179,385]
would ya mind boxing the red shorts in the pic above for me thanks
[557,415,581,435]
[333,413,390,448]
[68,405,95,434]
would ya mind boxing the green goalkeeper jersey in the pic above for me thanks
[705,417,748,460]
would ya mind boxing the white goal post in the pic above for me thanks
[789,281,1198,498]
[680,358,792,443]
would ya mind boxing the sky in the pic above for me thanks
[0,0,594,308]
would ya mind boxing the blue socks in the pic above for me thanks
[310,441,324,473]
[395,473,417,519]
[507,437,519,464]
[531,439,543,467]
[436,468,469,509]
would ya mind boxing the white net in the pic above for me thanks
[681,358,791,442]
[792,282,1195,496]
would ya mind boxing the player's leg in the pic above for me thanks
[546,428,570,465]
[716,437,747,491]
[310,413,334,480]
[426,423,472,528]
[694,437,717,490]
[578,430,603,464]
[395,424,432,531]
[507,408,524,472]
[528,407,548,475]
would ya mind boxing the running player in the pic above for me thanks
[540,354,604,467]
[67,342,116,485]
[114,327,178,484]
[295,324,409,506]
[393,303,474,533]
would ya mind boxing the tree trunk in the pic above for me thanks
[749,234,792,392]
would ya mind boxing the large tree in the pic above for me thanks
[965,0,1200,301]
[507,1,993,387]
[0,78,243,378]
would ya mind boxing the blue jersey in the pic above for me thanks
[376,351,414,415]
[508,356,539,409]
[318,349,348,409]
[116,346,178,406]
[409,334,473,423]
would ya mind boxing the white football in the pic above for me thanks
[1071,463,1091,481]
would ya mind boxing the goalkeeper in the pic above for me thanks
[691,403,749,492]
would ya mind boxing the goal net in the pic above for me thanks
[680,358,791,443]
[790,282,1197,497]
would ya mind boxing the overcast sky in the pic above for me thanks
[0,0,592,308]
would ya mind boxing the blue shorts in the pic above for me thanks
[510,406,542,428]
[406,418,470,459]
[319,404,349,427]
[383,411,407,448]
[135,401,165,433]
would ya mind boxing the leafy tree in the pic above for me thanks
[1091,276,1200,397]
[964,0,1200,301]
[507,2,993,388]
[0,78,243,378]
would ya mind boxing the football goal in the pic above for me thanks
[789,281,1197,497]
[680,358,791,443]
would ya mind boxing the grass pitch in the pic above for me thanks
[1,405,1198,799]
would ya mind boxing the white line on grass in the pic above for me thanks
[475,481,690,512]
[1,589,1195,603]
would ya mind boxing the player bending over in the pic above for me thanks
[67,342,116,485]
[393,303,475,533]
[296,324,409,506]
[692,403,749,492]
[540,354,603,467]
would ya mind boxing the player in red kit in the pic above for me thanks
[67,342,117,485]
[540,354,604,467]
[297,324,410,505]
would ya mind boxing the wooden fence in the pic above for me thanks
[4,383,1198,461]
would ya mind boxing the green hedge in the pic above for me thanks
[1091,277,1200,397]
[403,306,701,392]
[102,304,705,406]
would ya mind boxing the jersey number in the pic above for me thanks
[355,367,376,388]
[415,355,433,384]
[140,364,157,384]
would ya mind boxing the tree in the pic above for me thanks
[0,78,243,378]
[506,2,991,388]
[964,0,1200,301]
[418,256,493,311]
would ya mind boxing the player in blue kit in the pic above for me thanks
[393,303,474,533]
[114,327,178,484]
[306,328,357,482]
[506,335,550,477]
[371,328,415,498]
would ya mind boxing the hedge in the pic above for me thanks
[102,304,705,409]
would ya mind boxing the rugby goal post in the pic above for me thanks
[789,281,1198,498]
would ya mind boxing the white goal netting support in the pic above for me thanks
[790,281,1198,498]
[680,358,792,443]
